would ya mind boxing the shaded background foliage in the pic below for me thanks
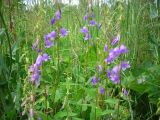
[0,0,160,119]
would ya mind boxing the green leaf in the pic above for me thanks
[100,109,114,116]
[0,28,5,36]
[104,98,119,105]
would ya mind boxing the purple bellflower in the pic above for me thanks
[104,43,108,52]
[110,65,120,84]
[84,33,90,40]
[55,9,61,20]
[32,39,39,50]
[107,69,111,79]
[43,53,51,62]
[121,61,130,71]
[91,76,97,85]
[122,88,129,96]
[111,34,120,46]
[90,20,97,26]
[35,54,43,66]
[100,86,105,95]
[50,17,55,25]
[98,23,102,30]
[80,27,89,34]
[48,30,56,40]
[60,28,68,37]
[120,44,128,54]
[44,35,54,48]
[84,13,88,21]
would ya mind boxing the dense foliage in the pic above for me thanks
[0,0,160,120]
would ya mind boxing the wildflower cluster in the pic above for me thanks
[27,6,68,119]
[105,34,130,84]
[80,9,101,40]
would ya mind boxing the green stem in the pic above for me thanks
[0,10,12,74]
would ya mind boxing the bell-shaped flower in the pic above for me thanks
[91,76,97,85]
[43,53,51,62]
[120,44,128,54]
[60,28,68,37]
[44,35,53,48]
[55,9,61,20]
[100,86,105,95]
[121,61,130,71]
[48,30,56,40]
[90,20,97,26]
[111,34,120,46]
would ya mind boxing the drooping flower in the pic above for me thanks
[112,65,120,75]
[111,34,120,46]
[50,17,55,25]
[109,65,120,84]
[35,54,43,66]
[90,20,97,26]
[32,39,39,50]
[60,28,68,37]
[100,86,105,95]
[107,69,111,79]
[48,30,56,40]
[98,23,102,30]
[104,43,108,52]
[84,13,88,21]
[80,26,89,34]
[43,53,51,62]
[91,76,97,85]
[110,74,120,84]
[44,35,54,48]
[55,9,61,20]
[122,88,128,96]
[113,47,120,57]
[121,61,130,71]
[120,44,128,54]
[84,33,90,40]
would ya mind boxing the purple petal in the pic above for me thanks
[100,86,105,95]
[107,69,111,79]
[98,23,102,30]
[32,39,39,50]
[90,20,97,26]
[43,53,51,62]
[91,76,97,86]
[55,9,61,20]
[60,28,68,37]
[120,44,128,54]
[121,61,130,71]
[50,17,55,25]
[104,43,108,52]
[36,54,43,66]
[84,13,88,21]
[111,34,120,46]
[48,30,56,40]
[84,33,90,40]
[122,88,128,96]
[80,26,89,34]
